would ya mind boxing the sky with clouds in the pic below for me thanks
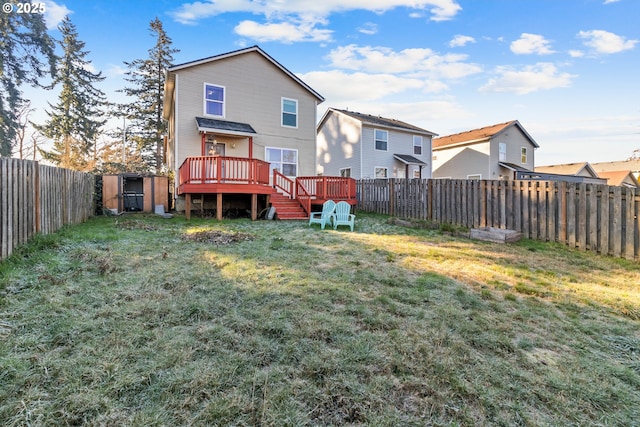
[21,0,640,164]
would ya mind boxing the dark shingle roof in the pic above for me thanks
[394,154,427,165]
[196,117,256,135]
[332,108,436,136]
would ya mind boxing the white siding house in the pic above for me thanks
[317,108,437,179]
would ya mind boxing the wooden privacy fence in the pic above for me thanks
[357,179,640,260]
[1,158,95,260]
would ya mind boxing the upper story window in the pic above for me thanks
[375,129,388,151]
[282,98,298,128]
[204,83,225,117]
[499,143,507,162]
[521,147,528,164]
[413,135,423,155]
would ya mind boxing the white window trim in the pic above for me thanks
[521,146,528,164]
[413,135,423,156]
[266,146,298,177]
[499,142,507,162]
[467,174,482,180]
[340,167,351,178]
[281,97,298,128]
[374,129,388,152]
[204,82,225,118]
[374,166,388,178]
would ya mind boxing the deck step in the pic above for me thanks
[270,191,308,220]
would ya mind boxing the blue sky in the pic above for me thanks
[26,0,640,165]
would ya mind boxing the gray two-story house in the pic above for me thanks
[316,108,437,179]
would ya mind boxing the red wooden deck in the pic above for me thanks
[178,156,356,220]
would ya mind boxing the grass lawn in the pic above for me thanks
[1,212,639,426]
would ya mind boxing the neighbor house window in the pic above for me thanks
[340,168,351,178]
[499,143,507,162]
[521,147,528,164]
[413,135,423,155]
[467,174,481,180]
[282,98,298,128]
[204,83,225,117]
[375,167,388,178]
[266,147,297,177]
[375,129,388,151]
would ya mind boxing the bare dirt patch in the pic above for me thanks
[181,230,255,245]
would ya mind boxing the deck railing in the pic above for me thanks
[297,176,357,202]
[179,156,270,186]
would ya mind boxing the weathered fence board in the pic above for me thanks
[1,158,94,260]
[356,178,639,260]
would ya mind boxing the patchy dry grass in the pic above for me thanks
[1,212,639,426]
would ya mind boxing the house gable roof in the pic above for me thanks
[433,120,539,150]
[535,162,599,178]
[167,45,324,103]
[319,108,437,136]
[595,170,640,187]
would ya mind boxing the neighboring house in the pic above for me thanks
[432,120,538,180]
[533,162,607,185]
[163,46,354,219]
[591,159,640,181]
[316,108,437,179]
[597,170,640,188]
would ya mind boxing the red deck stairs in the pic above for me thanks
[269,190,308,220]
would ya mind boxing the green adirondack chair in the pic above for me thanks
[309,200,336,229]
[332,201,355,231]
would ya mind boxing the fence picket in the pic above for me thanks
[356,178,638,260]
[0,158,94,260]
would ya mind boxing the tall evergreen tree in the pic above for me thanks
[0,4,56,156]
[35,16,107,171]
[121,17,178,172]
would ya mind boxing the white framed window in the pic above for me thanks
[467,174,481,180]
[204,83,225,117]
[413,169,421,178]
[499,143,507,162]
[375,129,388,151]
[281,98,298,128]
[521,147,528,164]
[340,168,351,178]
[413,135,423,155]
[375,167,388,178]
[266,147,297,177]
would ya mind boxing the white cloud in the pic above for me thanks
[449,35,475,48]
[510,33,555,55]
[603,0,620,4]
[578,30,638,54]
[326,44,482,79]
[300,70,425,102]
[568,50,584,58]
[358,22,378,35]
[479,63,576,95]
[234,20,332,43]
[170,0,462,26]
[43,0,71,29]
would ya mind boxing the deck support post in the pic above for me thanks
[185,193,191,220]
[216,193,223,220]
[251,193,258,220]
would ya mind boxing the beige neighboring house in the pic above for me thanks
[591,159,640,181]
[595,170,640,188]
[432,120,538,180]
[316,108,437,179]
[163,45,332,219]
[534,162,607,184]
